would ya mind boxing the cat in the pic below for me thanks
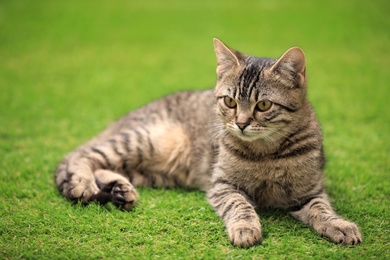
[55,38,362,247]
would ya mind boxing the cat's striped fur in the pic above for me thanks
[55,38,362,247]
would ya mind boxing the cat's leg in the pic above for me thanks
[56,159,138,210]
[207,178,262,248]
[56,155,100,204]
[56,124,192,209]
[55,129,147,208]
[289,192,362,245]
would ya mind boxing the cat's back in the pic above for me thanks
[113,90,215,131]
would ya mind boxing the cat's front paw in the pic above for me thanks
[318,219,362,246]
[111,182,138,211]
[228,223,262,248]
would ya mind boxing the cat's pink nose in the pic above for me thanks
[236,122,249,131]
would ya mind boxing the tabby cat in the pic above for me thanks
[55,38,362,247]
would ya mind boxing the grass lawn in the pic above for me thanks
[1,0,389,258]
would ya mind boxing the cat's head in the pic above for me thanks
[213,38,307,143]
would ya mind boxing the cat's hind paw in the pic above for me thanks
[62,174,100,204]
[111,182,138,211]
[94,169,139,211]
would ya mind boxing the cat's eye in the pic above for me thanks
[257,100,272,112]
[224,96,237,108]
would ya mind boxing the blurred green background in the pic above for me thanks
[1,0,389,258]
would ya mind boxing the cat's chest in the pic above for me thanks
[223,157,312,208]
[228,158,291,183]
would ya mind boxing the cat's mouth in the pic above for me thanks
[225,122,270,142]
[226,124,276,142]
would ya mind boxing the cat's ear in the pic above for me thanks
[213,38,242,75]
[269,47,306,86]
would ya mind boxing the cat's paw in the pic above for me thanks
[64,175,99,203]
[111,182,138,211]
[228,223,262,248]
[318,219,362,246]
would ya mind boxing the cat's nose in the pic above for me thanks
[236,122,250,131]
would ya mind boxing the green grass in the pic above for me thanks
[1,0,389,258]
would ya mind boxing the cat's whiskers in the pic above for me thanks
[209,121,229,142]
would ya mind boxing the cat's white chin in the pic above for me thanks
[237,135,259,142]
[232,130,263,142]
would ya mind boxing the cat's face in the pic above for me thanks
[213,38,307,143]
[216,90,293,142]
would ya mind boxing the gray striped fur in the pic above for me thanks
[55,38,362,247]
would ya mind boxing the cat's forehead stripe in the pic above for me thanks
[237,57,269,100]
